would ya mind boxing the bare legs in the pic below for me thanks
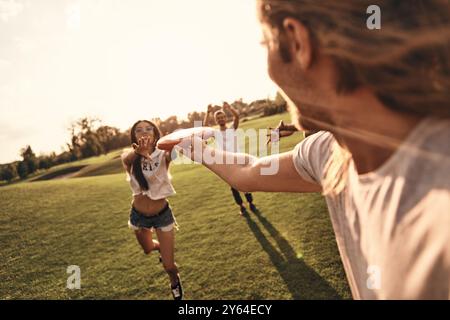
[134,227,179,287]
[134,228,160,254]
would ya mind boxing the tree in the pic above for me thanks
[0,164,17,182]
[187,111,202,125]
[21,145,35,159]
[17,161,28,179]
[38,157,52,170]
[20,145,38,175]
[274,91,287,108]
[81,134,103,158]
[96,125,127,153]
[68,117,104,159]
[231,99,248,113]
[55,151,73,164]
[160,115,179,135]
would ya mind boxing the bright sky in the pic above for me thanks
[0,0,277,163]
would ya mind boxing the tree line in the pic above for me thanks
[0,94,286,183]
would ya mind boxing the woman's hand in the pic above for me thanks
[132,136,152,159]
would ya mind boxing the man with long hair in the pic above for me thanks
[183,0,450,299]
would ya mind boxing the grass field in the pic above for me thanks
[0,113,351,300]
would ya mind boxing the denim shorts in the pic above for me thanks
[128,203,176,231]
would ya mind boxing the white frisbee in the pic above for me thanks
[157,127,215,151]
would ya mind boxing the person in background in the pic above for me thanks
[203,102,258,216]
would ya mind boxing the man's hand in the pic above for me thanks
[175,134,208,162]
[223,102,239,129]
[266,120,298,144]
[132,137,152,159]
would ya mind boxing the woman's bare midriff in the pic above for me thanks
[132,194,168,216]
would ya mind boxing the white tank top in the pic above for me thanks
[126,148,176,200]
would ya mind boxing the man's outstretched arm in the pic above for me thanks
[179,141,321,193]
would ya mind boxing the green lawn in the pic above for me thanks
[0,113,351,300]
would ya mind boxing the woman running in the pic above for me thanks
[121,120,182,300]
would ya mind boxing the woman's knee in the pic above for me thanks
[143,245,157,255]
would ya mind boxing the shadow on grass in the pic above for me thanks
[243,207,342,299]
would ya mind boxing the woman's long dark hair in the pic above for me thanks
[130,120,161,191]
